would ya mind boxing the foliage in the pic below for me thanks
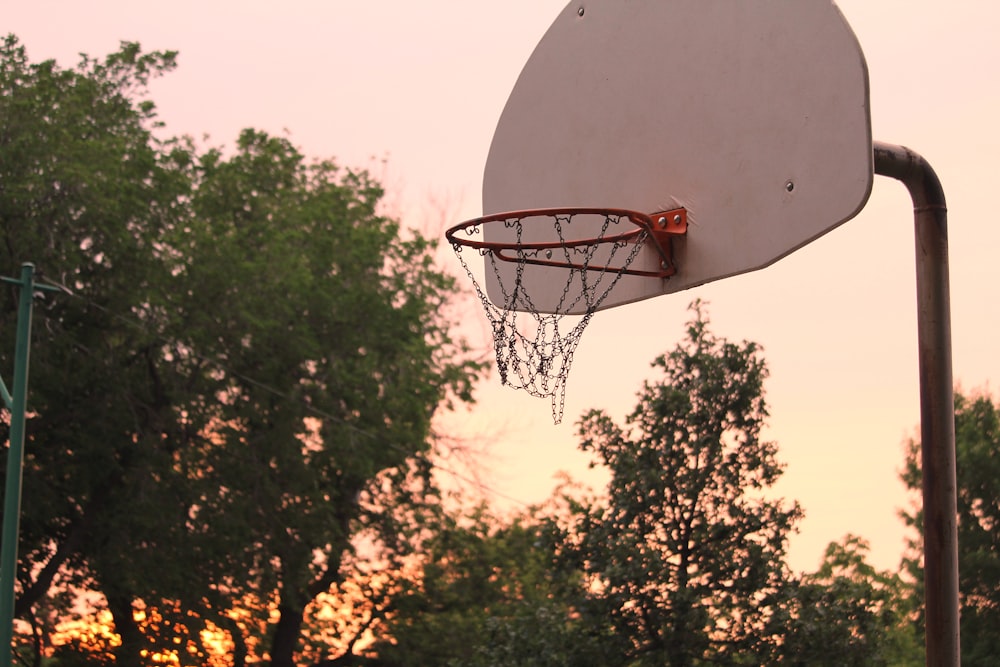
[0,35,482,667]
[549,301,802,666]
[1,33,191,662]
[349,303,929,667]
[901,390,1000,666]
[378,303,917,667]
[775,535,921,666]
[367,500,612,667]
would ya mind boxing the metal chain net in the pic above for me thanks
[450,211,647,423]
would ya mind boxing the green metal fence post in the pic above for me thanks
[0,263,38,666]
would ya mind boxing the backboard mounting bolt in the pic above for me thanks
[673,214,682,225]
[658,216,667,227]
[785,180,795,192]
[578,6,585,16]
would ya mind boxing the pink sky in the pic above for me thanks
[7,0,999,573]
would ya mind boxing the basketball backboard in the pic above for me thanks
[480,0,873,314]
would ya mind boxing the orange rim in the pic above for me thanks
[445,206,687,278]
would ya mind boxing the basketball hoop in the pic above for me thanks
[446,207,686,423]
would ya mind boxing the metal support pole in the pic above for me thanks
[873,141,958,667]
[0,263,38,666]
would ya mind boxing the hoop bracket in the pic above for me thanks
[648,208,689,244]
[642,207,688,276]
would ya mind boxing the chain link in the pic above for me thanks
[450,211,649,424]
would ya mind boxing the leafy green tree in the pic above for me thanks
[166,127,482,667]
[0,34,192,662]
[367,501,612,667]
[901,391,1000,666]
[352,305,924,667]
[775,535,921,666]
[0,36,482,667]
[555,302,802,666]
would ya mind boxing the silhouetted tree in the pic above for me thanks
[0,36,482,667]
[555,302,801,665]
[901,391,1000,666]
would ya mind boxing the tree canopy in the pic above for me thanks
[6,30,989,667]
[557,301,801,665]
[0,35,482,666]
[901,390,1000,666]
[366,502,602,667]
[776,535,921,667]
[371,303,924,667]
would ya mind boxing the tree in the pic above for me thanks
[367,501,611,667]
[0,34,193,663]
[553,301,802,666]
[350,304,924,667]
[901,390,1000,665]
[0,36,482,666]
[775,535,921,667]
[149,127,481,667]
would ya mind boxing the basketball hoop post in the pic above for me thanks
[873,141,958,667]
[466,5,958,661]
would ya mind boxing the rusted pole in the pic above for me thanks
[873,141,958,667]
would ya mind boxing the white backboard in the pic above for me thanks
[482,0,873,314]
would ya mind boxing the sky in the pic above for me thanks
[6,0,999,574]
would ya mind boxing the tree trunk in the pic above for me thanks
[217,613,248,667]
[106,593,144,667]
[269,600,305,667]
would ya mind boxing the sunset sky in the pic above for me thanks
[7,0,999,574]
